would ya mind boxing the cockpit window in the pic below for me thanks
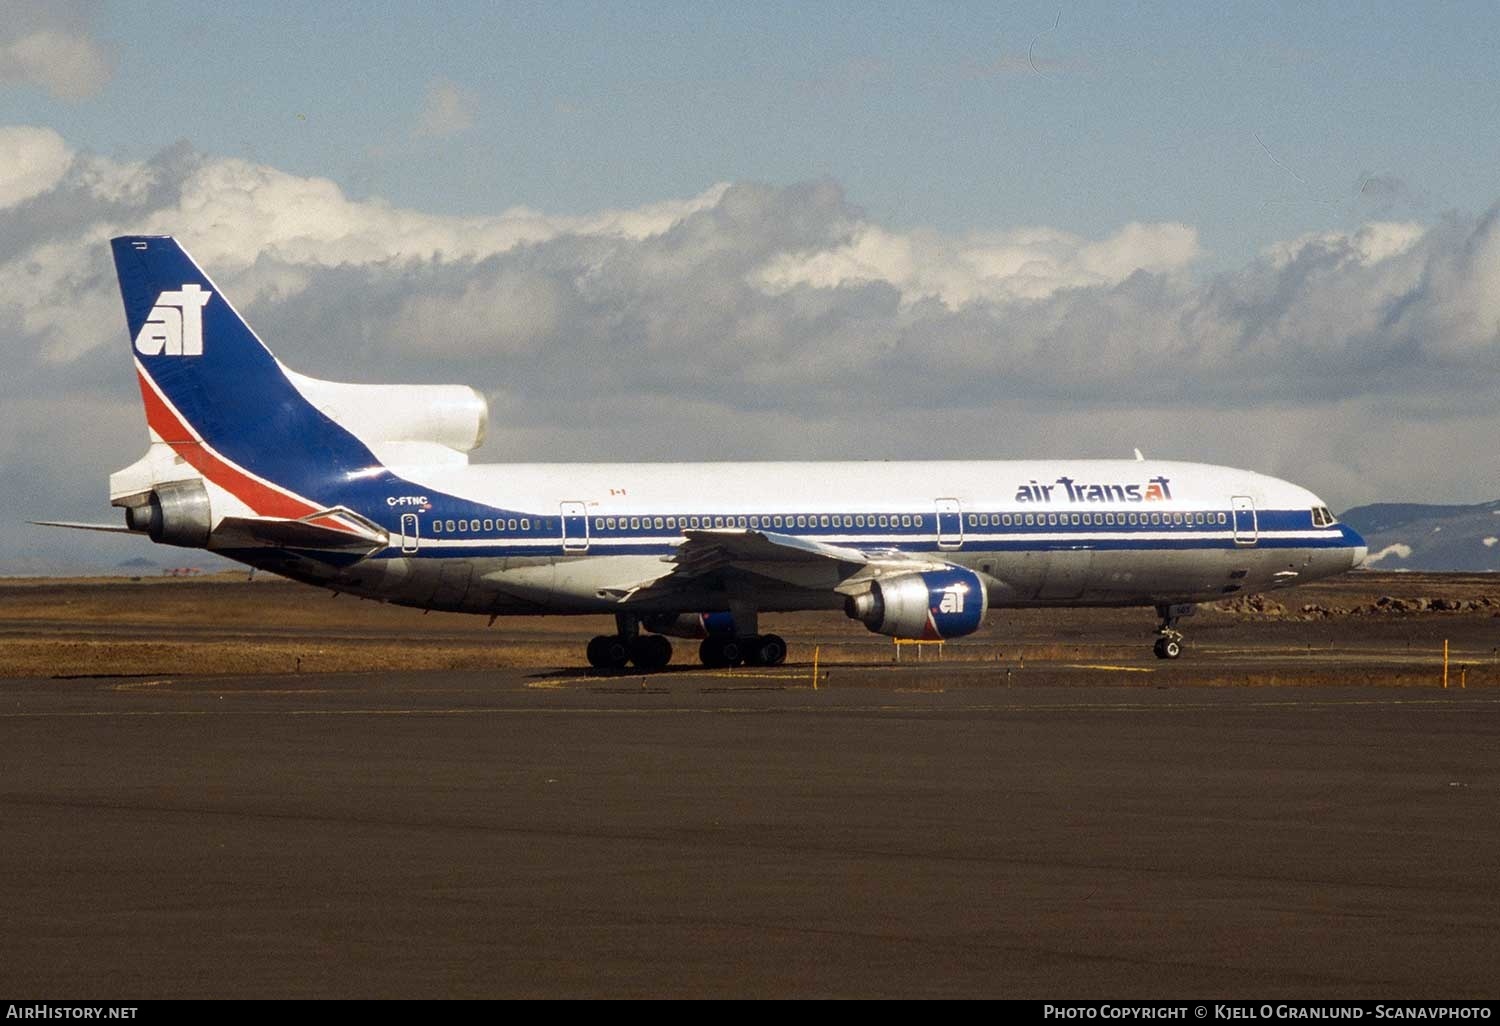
[1311,506,1337,528]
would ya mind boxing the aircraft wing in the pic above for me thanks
[609,527,955,602]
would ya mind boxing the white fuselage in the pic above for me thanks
[240,458,1365,617]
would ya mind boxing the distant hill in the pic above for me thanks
[1340,500,1500,572]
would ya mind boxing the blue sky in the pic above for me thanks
[4,2,1500,572]
[13,2,1498,263]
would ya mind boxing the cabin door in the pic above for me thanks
[560,502,590,552]
[936,498,963,550]
[1231,496,1258,546]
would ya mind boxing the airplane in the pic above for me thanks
[38,235,1368,670]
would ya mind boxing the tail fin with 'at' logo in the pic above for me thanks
[111,235,387,513]
[103,236,487,550]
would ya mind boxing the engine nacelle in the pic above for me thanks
[844,568,988,640]
[284,370,488,455]
[642,612,737,639]
[125,479,212,548]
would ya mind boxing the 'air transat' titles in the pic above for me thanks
[1015,476,1173,504]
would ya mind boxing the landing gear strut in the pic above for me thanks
[1152,603,1190,660]
[586,613,674,671]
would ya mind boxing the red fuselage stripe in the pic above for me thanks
[136,368,318,521]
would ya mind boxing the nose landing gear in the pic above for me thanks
[1152,603,1192,660]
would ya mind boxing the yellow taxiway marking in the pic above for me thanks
[107,679,174,691]
[1059,663,1155,673]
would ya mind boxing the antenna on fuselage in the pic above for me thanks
[1133,448,1145,462]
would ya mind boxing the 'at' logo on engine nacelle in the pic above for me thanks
[937,584,968,614]
[135,284,212,357]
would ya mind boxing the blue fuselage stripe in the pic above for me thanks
[388,509,1361,560]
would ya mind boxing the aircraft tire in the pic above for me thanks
[587,634,630,669]
[756,633,788,667]
[699,636,744,668]
[630,634,672,671]
[1153,637,1183,660]
[698,637,726,668]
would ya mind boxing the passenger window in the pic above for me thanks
[654,517,664,529]
[446,520,456,532]
[507,519,516,530]
[521,519,530,530]
[432,520,442,533]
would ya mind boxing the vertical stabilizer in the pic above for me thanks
[111,235,384,514]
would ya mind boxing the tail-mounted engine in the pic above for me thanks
[122,479,212,548]
[844,567,988,640]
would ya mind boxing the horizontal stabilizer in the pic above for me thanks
[215,507,388,560]
[31,520,134,534]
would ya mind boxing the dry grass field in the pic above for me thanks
[1,569,1496,685]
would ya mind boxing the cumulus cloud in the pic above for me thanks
[0,125,72,207]
[6,126,1500,569]
[758,221,1200,307]
[0,3,112,101]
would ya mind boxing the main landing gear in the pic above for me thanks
[586,613,673,671]
[1152,603,1191,660]
[698,633,787,669]
[584,613,790,672]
